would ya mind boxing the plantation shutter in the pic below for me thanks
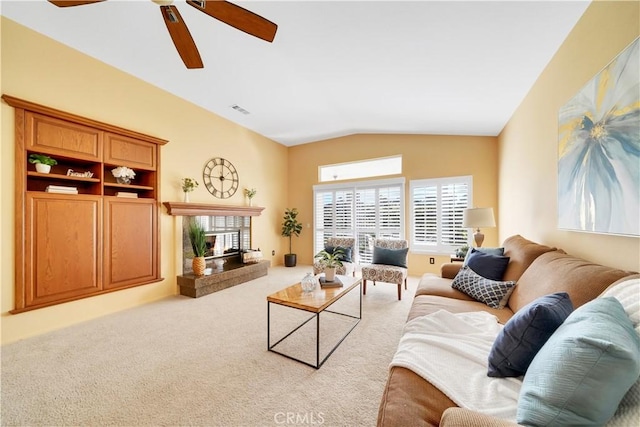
[410,176,472,253]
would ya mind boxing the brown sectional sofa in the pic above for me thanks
[377,235,637,427]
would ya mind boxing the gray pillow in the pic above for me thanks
[372,246,408,268]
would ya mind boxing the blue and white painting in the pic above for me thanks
[558,37,640,237]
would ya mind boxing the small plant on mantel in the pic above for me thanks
[188,219,207,276]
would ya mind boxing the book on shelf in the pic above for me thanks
[46,185,77,191]
[45,185,78,194]
[116,192,138,198]
[319,276,343,288]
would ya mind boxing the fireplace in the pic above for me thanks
[164,202,270,298]
[204,230,241,259]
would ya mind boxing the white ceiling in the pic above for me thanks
[1,0,591,146]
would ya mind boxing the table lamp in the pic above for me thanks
[462,207,495,247]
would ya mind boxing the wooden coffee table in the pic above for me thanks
[267,275,362,369]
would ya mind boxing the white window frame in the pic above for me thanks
[318,155,402,182]
[313,177,405,264]
[410,176,473,255]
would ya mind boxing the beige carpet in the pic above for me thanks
[1,266,418,426]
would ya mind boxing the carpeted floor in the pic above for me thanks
[1,266,418,426]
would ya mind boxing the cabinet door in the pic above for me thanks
[104,198,158,289]
[104,133,156,170]
[26,112,102,161]
[25,193,102,307]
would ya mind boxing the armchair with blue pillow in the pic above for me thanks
[313,237,357,277]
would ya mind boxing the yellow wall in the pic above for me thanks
[288,134,499,276]
[498,0,640,272]
[0,18,289,344]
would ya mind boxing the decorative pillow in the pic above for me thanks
[465,250,510,281]
[517,297,640,426]
[451,266,516,309]
[487,292,573,377]
[372,246,408,268]
[324,245,353,263]
[463,247,504,266]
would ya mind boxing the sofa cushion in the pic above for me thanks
[487,292,573,378]
[415,274,475,300]
[465,250,510,281]
[501,235,557,283]
[451,266,516,309]
[517,297,640,426]
[372,246,408,268]
[408,295,515,324]
[508,251,634,313]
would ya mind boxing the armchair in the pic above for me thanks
[313,237,357,277]
[361,238,409,300]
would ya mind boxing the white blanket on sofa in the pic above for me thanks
[390,310,521,421]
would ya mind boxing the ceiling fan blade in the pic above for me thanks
[160,5,204,69]
[186,0,277,43]
[48,0,106,7]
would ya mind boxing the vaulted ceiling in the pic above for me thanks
[0,0,591,146]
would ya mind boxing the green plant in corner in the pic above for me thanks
[281,208,303,267]
[28,153,57,166]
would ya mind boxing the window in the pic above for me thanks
[318,155,402,182]
[314,178,405,264]
[410,176,472,254]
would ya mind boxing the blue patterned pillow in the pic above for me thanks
[517,297,640,426]
[451,266,516,309]
[488,292,573,377]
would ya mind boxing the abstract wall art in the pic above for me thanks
[558,37,639,237]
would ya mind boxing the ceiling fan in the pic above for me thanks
[48,0,278,69]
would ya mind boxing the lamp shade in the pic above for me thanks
[462,208,496,228]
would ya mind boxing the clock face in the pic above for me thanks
[202,157,239,199]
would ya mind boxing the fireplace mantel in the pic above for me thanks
[163,202,264,217]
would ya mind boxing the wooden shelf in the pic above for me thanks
[27,171,100,183]
[163,202,265,217]
[104,182,154,190]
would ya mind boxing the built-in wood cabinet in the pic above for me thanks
[3,94,167,313]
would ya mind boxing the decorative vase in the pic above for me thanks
[116,176,131,185]
[248,198,253,206]
[324,267,337,282]
[301,272,317,292]
[35,163,51,174]
[192,256,206,276]
[184,191,190,203]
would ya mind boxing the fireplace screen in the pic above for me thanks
[204,230,241,258]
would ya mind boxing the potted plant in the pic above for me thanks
[281,207,303,267]
[111,166,136,184]
[181,177,198,202]
[314,247,344,281]
[188,219,207,276]
[244,187,257,206]
[28,153,57,174]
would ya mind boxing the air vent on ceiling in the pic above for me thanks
[231,104,250,115]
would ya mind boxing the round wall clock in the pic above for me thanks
[202,157,239,199]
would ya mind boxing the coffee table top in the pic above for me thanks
[267,275,362,313]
